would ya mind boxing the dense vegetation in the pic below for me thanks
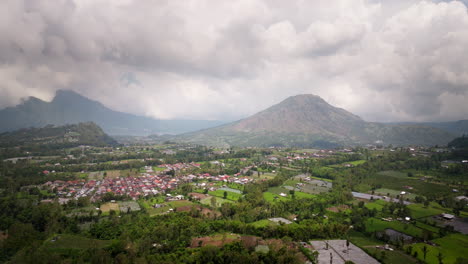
[0,139,467,263]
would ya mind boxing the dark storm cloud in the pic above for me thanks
[0,0,467,122]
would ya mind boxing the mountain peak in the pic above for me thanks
[52,90,89,102]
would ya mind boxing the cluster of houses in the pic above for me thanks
[41,166,255,201]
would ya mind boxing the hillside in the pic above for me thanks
[175,94,456,148]
[0,122,117,148]
[0,90,225,136]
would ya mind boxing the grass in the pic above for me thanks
[348,160,367,166]
[104,170,121,178]
[250,219,275,228]
[166,200,193,208]
[44,234,111,250]
[365,247,418,264]
[293,191,316,199]
[407,234,468,264]
[365,218,424,238]
[367,172,453,197]
[100,202,120,213]
[373,188,417,200]
[263,192,289,202]
[365,200,388,211]
[153,166,167,171]
[200,196,234,207]
[209,190,242,201]
[408,202,446,219]
[378,170,409,178]
[414,221,440,235]
[348,231,383,247]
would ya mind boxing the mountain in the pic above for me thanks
[0,122,117,148]
[0,90,225,136]
[175,94,457,148]
[391,120,468,136]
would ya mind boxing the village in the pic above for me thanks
[40,163,255,203]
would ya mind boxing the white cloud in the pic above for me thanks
[0,0,467,122]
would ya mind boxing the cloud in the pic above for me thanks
[0,0,467,122]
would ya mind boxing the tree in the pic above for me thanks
[422,245,428,260]
[223,191,228,199]
[437,252,444,264]
[210,196,217,207]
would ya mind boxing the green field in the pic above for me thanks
[208,190,242,201]
[365,218,424,238]
[43,234,111,250]
[365,247,418,264]
[263,192,289,202]
[365,199,388,211]
[250,219,276,228]
[407,234,468,264]
[348,231,383,247]
[374,188,417,200]
[408,202,446,219]
[200,196,234,207]
[366,171,453,197]
[378,170,409,178]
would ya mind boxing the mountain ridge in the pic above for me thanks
[0,122,117,148]
[0,90,225,136]
[174,94,457,147]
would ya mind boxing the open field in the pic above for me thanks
[408,202,446,219]
[105,170,121,179]
[374,188,417,200]
[365,218,424,238]
[250,219,276,228]
[190,233,241,248]
[263,192,289,202]
[209,190,242,201]
[407,234,468,264]
[365,200,388,211]
[366,171,453,197]
[348,231,383,247]
[365,247,418,264]
[118,201,141,213]
[43,234,111,250]
[100,202,120,213]
[200,196,234,207]
[88,171,104,180]
[378,170,409,178]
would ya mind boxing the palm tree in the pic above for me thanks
[422,245,428,260]
[437,252,444,264]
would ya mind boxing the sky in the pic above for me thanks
[0,0,468,122]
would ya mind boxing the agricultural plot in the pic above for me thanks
[408,202,446,219]
[378,170,409,178]
[200,196,234,207]
[43,234,111,250]
[263,192,289,202]
[88,171,104,180]
[407,234,468,264]
[367,172,453,197]
[365,218,424,238]
[118,201,141,213]
[250,219,276,228]
[297,183,330,195]
[218,187,242,194]
[190,233,241,248]
[365,200,388,211]
[100,202,120,213]
[374,188,417,200]
[365,247,418,264]
[209,190,242,201]
[348,231,383,247]
[105,170,121,179]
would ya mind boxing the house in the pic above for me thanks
[441,213,455,220]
